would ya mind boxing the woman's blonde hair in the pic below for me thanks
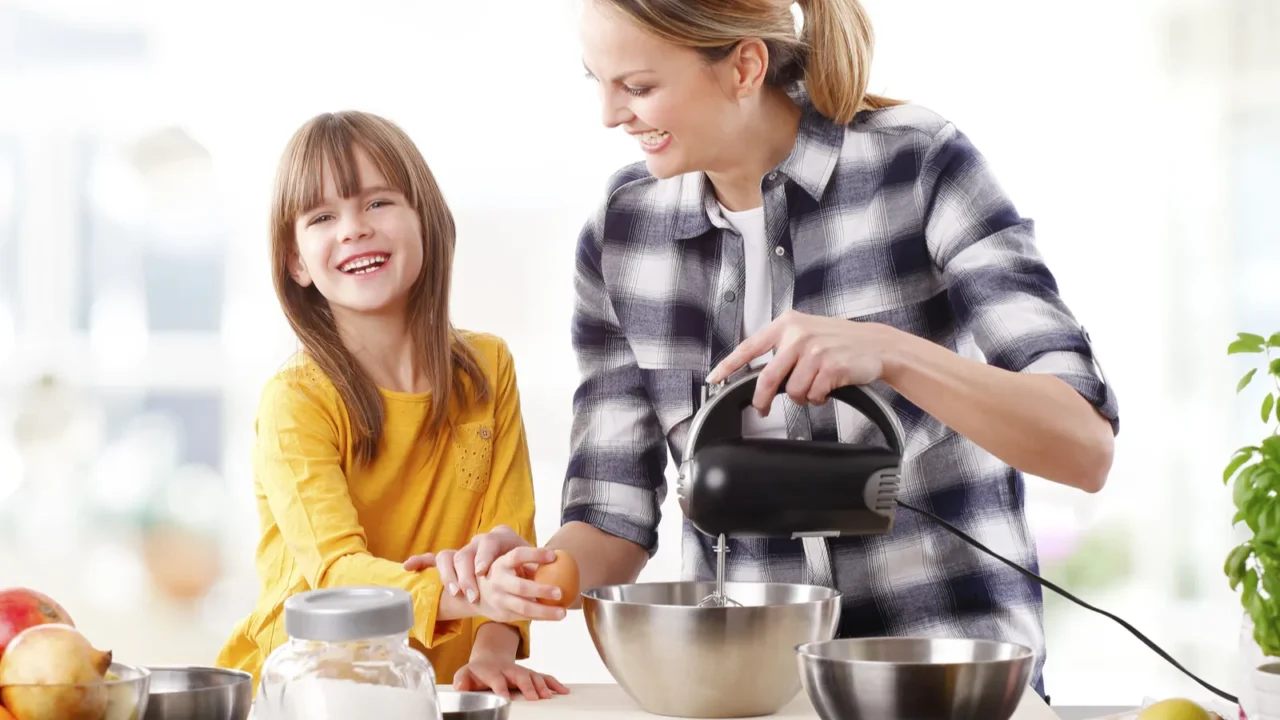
[269,111,490,465]
[600,0,902,125]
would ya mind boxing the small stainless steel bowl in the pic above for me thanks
[0,662,150,720]
[583,580,841,718]
[437,690,511,720]
[141,665,253,720]
[796,637,1034,720]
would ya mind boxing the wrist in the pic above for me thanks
[437,584,478,622]
[874,322,918,386]
[470,622,520,662]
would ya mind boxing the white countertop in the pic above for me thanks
[493,683,1059,719]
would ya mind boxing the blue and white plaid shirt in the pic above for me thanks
[560,88,1119,695]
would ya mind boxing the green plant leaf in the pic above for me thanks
[1264,394,1276,423]
[1234,506,1254,527]
[1269,332,1280,348]
[1235,463,1259,507]
[1230,338,1266,354]
[1225,449,1258,484]
[1264,436,1280,459]
[1226,543,1253,588]
[1271,358,1280,377]
[1240,368,1260,392]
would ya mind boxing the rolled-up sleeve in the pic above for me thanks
[560,196,668,557]
[918,122,1120,434]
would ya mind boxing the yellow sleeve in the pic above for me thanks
[253,373,463,649]
[471,339,537,659]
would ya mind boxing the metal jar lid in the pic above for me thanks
[283,586,414,642]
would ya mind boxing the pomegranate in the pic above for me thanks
[0,624,112,720]
[0,589,73,660]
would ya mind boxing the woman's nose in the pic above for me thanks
[600,90,633,129]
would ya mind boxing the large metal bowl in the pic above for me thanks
[582,580,841,718]
[141,666,253,720]
[796,637,1034,720]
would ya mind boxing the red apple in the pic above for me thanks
[0,590,74,661]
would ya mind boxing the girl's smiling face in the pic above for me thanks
[290,147,425,320]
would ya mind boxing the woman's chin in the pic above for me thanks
[643,154,689,180]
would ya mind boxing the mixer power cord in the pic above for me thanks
[895,500,1239,705]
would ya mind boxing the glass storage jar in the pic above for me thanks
[255,586,440,720]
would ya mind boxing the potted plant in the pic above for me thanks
[1223,331,1280,718]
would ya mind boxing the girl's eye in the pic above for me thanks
[307,213,332,226]
[624,86,651,97]
[369,199,392,210]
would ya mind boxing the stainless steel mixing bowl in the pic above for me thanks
[796,637,1034,720]
[437,690,511,719]
[582,580,841,718]
[141,666,253,720]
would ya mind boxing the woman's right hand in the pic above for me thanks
[404,525,564,621]
[474,546,568,622]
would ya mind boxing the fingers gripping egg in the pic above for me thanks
[532,550,579,609]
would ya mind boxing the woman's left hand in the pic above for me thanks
[707,311,898,414]
[452,657,570,701]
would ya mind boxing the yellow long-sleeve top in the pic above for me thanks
[215,331,536,689]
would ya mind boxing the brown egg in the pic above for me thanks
[533,550,580,609]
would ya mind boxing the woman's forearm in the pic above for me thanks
[877,324,1115,492]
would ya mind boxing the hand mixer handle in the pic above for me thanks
[684,368,906,460]
[678,368,906,539]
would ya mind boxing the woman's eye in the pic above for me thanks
[624,85,651,97]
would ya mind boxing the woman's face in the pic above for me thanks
[580,1,761,180]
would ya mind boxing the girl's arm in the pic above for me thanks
[254,373,478,651]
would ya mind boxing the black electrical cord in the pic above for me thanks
[896,500,1239,705]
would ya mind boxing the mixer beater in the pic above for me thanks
[696,534,742,608]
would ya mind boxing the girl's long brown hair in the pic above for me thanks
[600,0,903,125]
[269,111,490,465]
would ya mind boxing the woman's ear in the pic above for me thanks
[729,38,770,98]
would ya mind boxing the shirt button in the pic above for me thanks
[767,172,777,181]
[723,291,737,302]
[774,246,785,256]
[479,427,492,439]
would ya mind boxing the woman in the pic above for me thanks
[407,0,1119,698]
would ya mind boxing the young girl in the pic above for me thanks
[215,110,567,702]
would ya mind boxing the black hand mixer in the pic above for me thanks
[676,368,906,607]
[676,368,1240,704]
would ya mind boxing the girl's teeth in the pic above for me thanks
[341,255,388,273]
[640,131,669,145]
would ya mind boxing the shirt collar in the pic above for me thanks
[669,88,846,241]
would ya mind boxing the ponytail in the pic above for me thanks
[795,0,903,125]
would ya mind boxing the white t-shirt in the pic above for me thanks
[719,202,788,439]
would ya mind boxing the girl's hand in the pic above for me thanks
[707,310,894,413]
[452,657,569,701]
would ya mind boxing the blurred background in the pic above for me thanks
[0,0,1277,708]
